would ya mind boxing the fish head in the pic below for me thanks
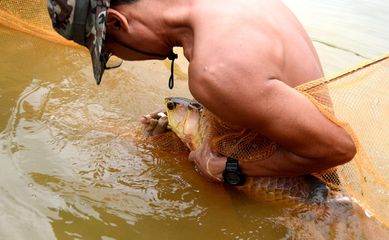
[164,97,203,150]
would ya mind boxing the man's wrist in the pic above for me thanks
[222,157,246,186]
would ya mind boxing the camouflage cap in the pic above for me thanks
[48,0,111,85]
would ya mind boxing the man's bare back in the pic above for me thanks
[187,0,324,87]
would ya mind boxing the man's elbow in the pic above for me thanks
[332,136,357,166]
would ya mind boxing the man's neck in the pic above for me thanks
[115,0,195,58]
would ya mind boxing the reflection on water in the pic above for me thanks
[284,0,389,75]
[1,0,389,239]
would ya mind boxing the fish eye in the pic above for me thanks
[167,101,176,110]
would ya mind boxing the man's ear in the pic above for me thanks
[107,9,130,32]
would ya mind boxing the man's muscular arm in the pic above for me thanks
[187,63,356,178]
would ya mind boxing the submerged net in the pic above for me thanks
[1,0,388,228]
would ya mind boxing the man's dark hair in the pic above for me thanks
[111,0,139,6]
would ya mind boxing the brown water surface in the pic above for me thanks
[0,1,389,239]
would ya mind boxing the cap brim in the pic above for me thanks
[87,6,109,85]
[90,43,106,85]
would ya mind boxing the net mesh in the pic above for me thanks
[0,0,78,47]
[206,55,389,228]
[1,0,388,228]
[297,56,389,227]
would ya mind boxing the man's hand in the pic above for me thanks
[188,138,226,182]
[140,109,170,137]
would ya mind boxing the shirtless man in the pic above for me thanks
[48,0,356,182]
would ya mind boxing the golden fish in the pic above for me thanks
[164,97,329,203]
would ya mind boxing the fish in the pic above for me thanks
[164,97,329,203]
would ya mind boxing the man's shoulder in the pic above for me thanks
[188,33,284,84]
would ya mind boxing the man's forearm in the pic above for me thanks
[239,147,343,177]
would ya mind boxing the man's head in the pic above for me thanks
[47,0,137,85]
[48,0,180,86]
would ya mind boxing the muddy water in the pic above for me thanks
[0,1,388,239]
